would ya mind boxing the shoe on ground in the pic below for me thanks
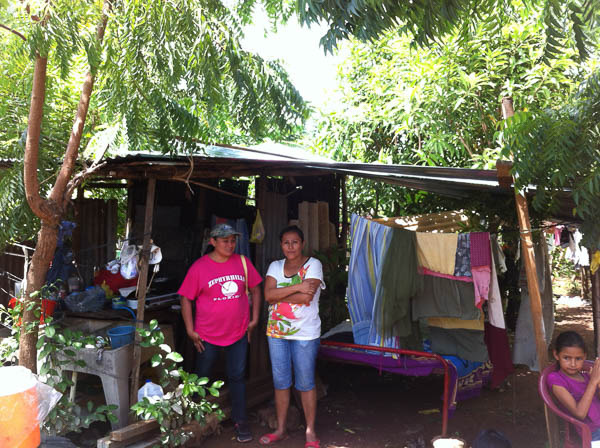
[234,422,253,443]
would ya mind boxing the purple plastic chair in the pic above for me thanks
[539,361,593,448]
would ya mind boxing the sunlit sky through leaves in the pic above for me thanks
[241,7,346,112]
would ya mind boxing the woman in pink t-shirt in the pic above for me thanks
[179,223,262,443]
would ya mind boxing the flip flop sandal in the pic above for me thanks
[259,433,288,445]
[305,440,320,448]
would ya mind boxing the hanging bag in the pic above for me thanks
[249,210,265,243]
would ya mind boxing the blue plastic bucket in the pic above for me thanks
[107,325,135,349]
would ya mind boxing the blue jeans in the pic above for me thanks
[195,335,248,423]
[268,337,320,391]
[592,427,600,441]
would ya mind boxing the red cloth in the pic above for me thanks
[93,269,138,294]
[484,322,514,389]
[419,267,473,283]
[470,232,491,267]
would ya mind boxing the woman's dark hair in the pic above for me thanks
[279,225,304,242]
[554,331,586,354]
[472,429,512,448]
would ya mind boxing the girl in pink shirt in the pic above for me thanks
[548,331,600,440]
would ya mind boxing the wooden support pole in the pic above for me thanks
[130,178,156,409]
[340,175,348,249]
[501,97,559,448]
[592,268,600,357]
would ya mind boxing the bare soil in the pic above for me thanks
[200,298,592,448]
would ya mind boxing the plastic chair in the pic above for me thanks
[539,361,593,448]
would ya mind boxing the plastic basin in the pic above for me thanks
[107,325,135,349]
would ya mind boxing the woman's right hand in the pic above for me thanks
[188,330,205,353]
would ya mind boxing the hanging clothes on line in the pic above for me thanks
[412,275,481,321]
[370,226,421,342]
[415,232,458,275]
[346,214,393,345]
[470,232,492,309]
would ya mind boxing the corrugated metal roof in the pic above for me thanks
[97,143,504,199]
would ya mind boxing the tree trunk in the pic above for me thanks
[18,223,59,370]
[19,5,109,372]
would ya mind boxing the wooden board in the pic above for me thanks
[298,201,310,255]
[308,202,319,255]
[317,201,329,250]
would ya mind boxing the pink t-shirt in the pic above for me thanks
[178,254,262,346]
[548,369,600,433]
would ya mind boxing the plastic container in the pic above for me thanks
[431,436,466,448]
[40,299,56,324]
[0,366,40,448]
[137,380,164,403]
[107,325,135,349]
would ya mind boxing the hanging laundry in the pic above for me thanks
[470,232,491,307]
[490,234,507,274]
[453,233,472,277]
[513,235,554,371]
[472,266,491,309]
[412,275,480,321]
[427,313,484,331]
[420,267,472,283]
[484,322,514,389]
[415,232,458,275]
[429,327,489,363]
[346,215,393,344]
[470,232,491,267]
[488,246,506,329]
[371,226,421,340]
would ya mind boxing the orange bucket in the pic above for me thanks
[0,366,41,448]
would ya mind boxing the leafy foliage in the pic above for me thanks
[131,320,224,446]
[309,2,592,218]
[501,70,600,250]
[0,299,117,435]
[298,0,600,61]
[0,0,310,249]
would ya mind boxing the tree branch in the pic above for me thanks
[23,55,58,223]
[0,23,26,41]
[50,2,111,209]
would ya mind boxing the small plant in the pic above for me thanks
[314,245,350,333]
[131,320,224,446]
[0,295,117,436]
[37,324,118,435]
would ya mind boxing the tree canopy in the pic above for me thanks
[298,0,600,61]
[309,1,595,218]
[0,0,309,248]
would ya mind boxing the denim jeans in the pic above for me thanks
[195,335,248,423]
[267,337,320,391]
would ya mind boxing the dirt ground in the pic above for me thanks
[199,298,592,448]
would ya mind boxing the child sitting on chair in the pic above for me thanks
[549,331,600,441]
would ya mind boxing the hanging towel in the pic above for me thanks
[416,232,458,275]
[454,233,472,277]
[372,227,421,340]
[428,312,484,331]
[488,244,506,329]
[412,275,480,321]
[346,215,393,344]
[470,232,491,267]
[484,322,514,389]
[430,327,489,363]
